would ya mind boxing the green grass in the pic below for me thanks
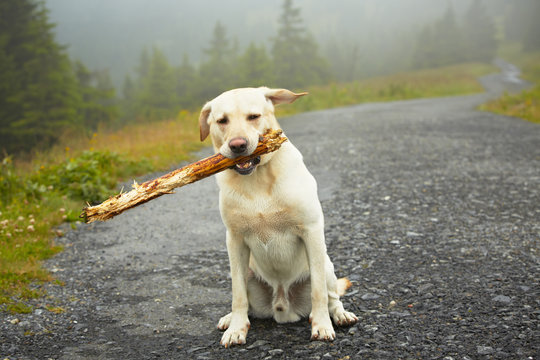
[1,61,497,313]
[277,62,496,116]
[480,45,540,124]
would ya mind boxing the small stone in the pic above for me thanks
[268,349,284,356]
[322,353,333,359]
[477,346,494,355]
[340,338,352,346]
[390,311,411,318]
[186,346,206,354]
[361,293,380,300]
[492,295,511,304]
[406,231,422,237]
[364,325,378,333]
[10,318,20,325]
[247,340,268,349]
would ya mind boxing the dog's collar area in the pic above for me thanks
[231,156,261,175]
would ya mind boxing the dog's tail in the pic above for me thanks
[336,277,353,297]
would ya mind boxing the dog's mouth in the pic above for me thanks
[231,156,260,175]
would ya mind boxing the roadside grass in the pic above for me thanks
[1,112,203,313]
[480,47,540,124]
[277,62,495,116]
[1,61,496,313]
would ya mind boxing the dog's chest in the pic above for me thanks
[223,196,298,245]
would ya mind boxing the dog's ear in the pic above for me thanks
[199,102,211,141]
[262,88,308,105]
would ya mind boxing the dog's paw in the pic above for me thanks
[310,317,335,341]
[217,313,232,331]
[220,325,249,348]
[332,310,358,327]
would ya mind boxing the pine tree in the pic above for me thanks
[413,26,437,69]
[198,21,234,100]
[523,0,540,51]
[136,47,178,120]
[120,75,136,123]
[271,0,330,89]
[463,0,497,62]
[74,61,118,131]
[413,4,466,69]
[176,53,197,108]
[432,5,465,66]
[325,38,360,82]
[236,43,274,87]
[137,47,151,82]
[0,0,81,154]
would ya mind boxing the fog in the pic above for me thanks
[45,0,511,87]
[2,0,537,153]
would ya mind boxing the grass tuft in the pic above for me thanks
[480,47,540,124]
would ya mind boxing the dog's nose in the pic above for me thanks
[229,137,248,154]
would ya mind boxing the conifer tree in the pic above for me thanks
[237,43,274,87]
[176,53,197,108]
[432,5,465,66]
[463,0,497,62]
[271,0,330,89]
[74,61,118,131]
[198,21,234,100]
[0,0,81,153]
[413,4,466,69]
[136,47,178,120]
[523,0,540,51]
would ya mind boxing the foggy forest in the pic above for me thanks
[1,0,538,155]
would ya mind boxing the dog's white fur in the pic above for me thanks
[199,87,358,347]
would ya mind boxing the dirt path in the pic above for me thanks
[2,62,538,359]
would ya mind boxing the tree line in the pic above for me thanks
[0,1,118,154]
[412,0,497,69]
[1,0,538,155]
[121,0,329,123]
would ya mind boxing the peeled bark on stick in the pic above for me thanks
[82,129,287,223]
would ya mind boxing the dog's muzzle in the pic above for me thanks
[231,156,261,175]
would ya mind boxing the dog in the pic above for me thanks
[198,87,358,347]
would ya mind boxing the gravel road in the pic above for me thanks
[2,62,539,359]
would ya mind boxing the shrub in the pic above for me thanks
[33,150,150,205]
[0,157,24,206]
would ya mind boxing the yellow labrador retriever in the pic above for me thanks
[199,87,358,347]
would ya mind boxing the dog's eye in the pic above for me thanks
[217,117,228,125]
[247,114,261,121]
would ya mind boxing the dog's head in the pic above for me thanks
[199,87,307,175]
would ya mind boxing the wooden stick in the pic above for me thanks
[82,129,287,223]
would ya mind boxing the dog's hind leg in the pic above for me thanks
[325,257,358,326]
[246,271,274,319]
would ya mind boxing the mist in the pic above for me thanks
[2,0,537,154]
[44,0,511,87]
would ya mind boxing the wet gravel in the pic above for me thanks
[1,64,539,359]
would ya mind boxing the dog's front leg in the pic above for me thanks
[303,223,335,341]
[220,230,251,347]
